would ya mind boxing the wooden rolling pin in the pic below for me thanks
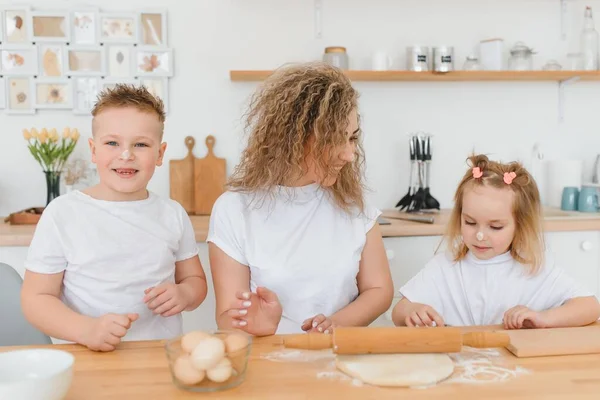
[283,327,510,355]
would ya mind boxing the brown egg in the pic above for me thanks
[181,331,211,353]
[173,355,205,385]
[190,336,226,370]
[206,357,233,383]
[224,333,248,354]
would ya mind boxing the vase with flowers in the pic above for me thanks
[23,127,80,205]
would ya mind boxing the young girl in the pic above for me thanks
[392,154,600,329]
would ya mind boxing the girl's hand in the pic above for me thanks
[503,305,547,329]
[405,304,444,327]
[301,314,336,334]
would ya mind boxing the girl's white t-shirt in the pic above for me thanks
[400,251,594,326]
[207,184,381,334]
[25,190,199,341]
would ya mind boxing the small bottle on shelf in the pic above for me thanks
[581,6,599,70]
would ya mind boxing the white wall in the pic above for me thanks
[2,0,600,216]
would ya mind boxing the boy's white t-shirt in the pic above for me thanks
[25,190,199,342]
[207,183,381,334]
[400,251,593,326]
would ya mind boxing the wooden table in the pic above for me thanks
[2,332,600,399]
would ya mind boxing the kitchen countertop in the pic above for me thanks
[2,326,600,399]
[2,208,600,247]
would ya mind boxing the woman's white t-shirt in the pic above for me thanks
[25,190,199,341]
[400,251,594,326]
[207,184,381,334]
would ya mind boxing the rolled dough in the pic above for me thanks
[335,353,455,387]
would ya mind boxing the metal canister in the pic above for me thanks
[433,46,454,72]
[406,46,429,71]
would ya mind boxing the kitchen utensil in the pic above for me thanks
[508,41,535,71]
[506,324,600,357]
[194,135,227,215]
[283,327,510,354]
[423,135,440,210]
[408,134,426,212]
[577,185,599,212]
[433,46,454,72]
[169,136,196,214]
[372,51,393,71]
[561,187,579,211]
[395,136,416,210]
[479,38,504,70]
[323,46,349,70]
[406,46,429,71]
[462,55,482,70]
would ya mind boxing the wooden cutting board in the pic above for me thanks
[505,323,600,357]
[169,136,196,214]
[194,135,226,215]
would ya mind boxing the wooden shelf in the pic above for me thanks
[230,70,600,82]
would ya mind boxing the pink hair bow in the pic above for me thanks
[472,167,483,179]
[503,171,517,184]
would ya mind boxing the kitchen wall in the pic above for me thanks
[1,0,600,216]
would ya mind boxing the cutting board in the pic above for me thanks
[169,136,196,214]
[505,323,600,357]
[194,135,226,215]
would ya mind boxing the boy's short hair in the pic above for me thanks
[91,84,165,135]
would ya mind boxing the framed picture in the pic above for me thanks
[38,44,66,77]
[100,78,138,92]
[3,7,32,44]
[107,45,133,77]
[66,46,106,76]
[139,10,167,46]
[139,77,168,113]
[31,11,70,43]
[34,78,73,109]
[0,78,6,109]
[6,77,35,114]
[71,9,99,45]
[73,77,100,115]
[100,13,137,44]
[0,45,38,76]
[134,47,173,77]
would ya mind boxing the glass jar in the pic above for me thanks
[322,46,349,70]
[542,60,562,71]
[462,55,483,70]
[508,42,535,71]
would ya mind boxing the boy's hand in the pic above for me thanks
[301,314,336,334]
[144,283,189,317]
[503,305,547,329]
[405,304,444,327]
[81,313,138,352]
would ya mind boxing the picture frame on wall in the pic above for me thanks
[73,76,100,115]
[139,10,167,47]
[3,6,32,44]
[139,77,168,113]
[134,47,173,77]
[5,76,35,114]
[0,45,38,76]
[31,11,70,43]
[71,8,100,45]
[34,78,73,109]
[100,12,137,44]
[38,44,66,77]
[0,77,6,109]
[66,46,106,76]
[107,45,133,78]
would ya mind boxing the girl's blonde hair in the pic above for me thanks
[445,154,545,274]
[227,62,365,213]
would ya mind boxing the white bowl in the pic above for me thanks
[0,349,74,400]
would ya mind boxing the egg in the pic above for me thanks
[224,333,248,354]
[191,336,226,370]
[173,355,205,385]
[181,331,211,353]
[206,357,233,383]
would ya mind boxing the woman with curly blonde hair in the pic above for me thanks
[207,62,393,336]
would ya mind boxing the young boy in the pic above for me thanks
[21,84,207,352]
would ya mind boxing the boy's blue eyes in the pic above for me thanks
[105,142,148,147]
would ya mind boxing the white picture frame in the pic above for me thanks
[99,12,138,44]
[66,46,106,76]
[31,11,70,43]
[100,78,138,93]
[138,77,168,113]
[138,9,167,47]
[72,77,100,115]
[38,44,66,77]
[34,78,73,109]
[107,45,133,78]
[134,47,173,77]
[71,8,100,45]
[0,11,4,43]
[0,77,6,109]
[2,6,32,44]
[5,76,35,114]
[0,45,38,76]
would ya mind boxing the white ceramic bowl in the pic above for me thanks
[0,349,74,400]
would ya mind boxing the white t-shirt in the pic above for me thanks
[207,183,381,334]
[400,251,593,326]
[25,190,199,341]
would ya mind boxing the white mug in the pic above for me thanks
[372,51,393,71]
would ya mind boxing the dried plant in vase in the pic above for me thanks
[23,127,80,205]
[63,158,91,193]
